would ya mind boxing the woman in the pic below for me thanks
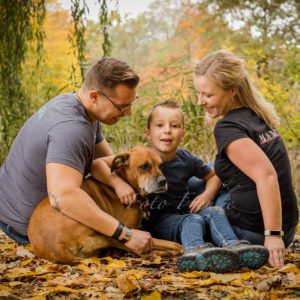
[194,50,298,267]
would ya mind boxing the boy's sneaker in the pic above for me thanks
[177,244,240,273]
[226,241,269,270]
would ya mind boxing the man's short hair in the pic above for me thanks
[84,58,139,91]
[147,99,184,129]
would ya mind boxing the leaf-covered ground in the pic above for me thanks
[0,227,300,300]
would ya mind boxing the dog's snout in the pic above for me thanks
[158,176,167,187]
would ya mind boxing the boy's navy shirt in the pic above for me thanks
[148,148,211,214]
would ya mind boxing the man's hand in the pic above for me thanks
[124,229,153,255]
[264,236,285,267]
[114,180,136,206]
[189,194,213,213]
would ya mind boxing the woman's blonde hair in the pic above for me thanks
[194,50,280,128]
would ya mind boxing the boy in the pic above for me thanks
[144,100,269,273]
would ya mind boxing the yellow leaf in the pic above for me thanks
[0,291,14,298]
[116,274,140,294]
[141,290,162,300]
[21,258,33,266]
[231,279,243,286]
[210,273,241,283]
[80,257,101,266]
[27,296,47,300]
[105,259,126,269]
[241,272,253,280]
[8,281,23,287]
[296,272,300,284]
[47,286,77,293]
[180,271,210,278]
[279,264,299,273]
[0,284,12,292]
[198,278,215,286]
[125,269,148,279]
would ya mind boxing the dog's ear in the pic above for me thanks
[111,152,130,172]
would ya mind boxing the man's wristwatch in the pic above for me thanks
[119,226,133,243]
[264,230,284,237]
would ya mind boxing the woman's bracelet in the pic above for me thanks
[264,230,284,237]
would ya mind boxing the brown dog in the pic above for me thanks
[28,146,183,264]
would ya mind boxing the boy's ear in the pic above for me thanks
[145,129,151,140]
[180,130,185,141]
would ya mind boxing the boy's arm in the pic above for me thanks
[189,169,222,213]
[91,158,136,205]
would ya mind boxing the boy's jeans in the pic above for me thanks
[149,206,240,250]
[0,220,29,245]
[187,176,296,248]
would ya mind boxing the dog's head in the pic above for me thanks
[111,146,167,196]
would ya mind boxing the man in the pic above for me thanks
[0,58,153,255]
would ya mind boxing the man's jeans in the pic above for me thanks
[149,206,240,250]
[0,220,29,245]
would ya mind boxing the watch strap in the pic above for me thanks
[264,230,284,237]
[120,226,133,243]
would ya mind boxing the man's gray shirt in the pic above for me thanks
[0,93,103,235]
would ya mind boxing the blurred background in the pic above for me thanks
[0,0,299,199]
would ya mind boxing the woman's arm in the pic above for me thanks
[225,137,285,267]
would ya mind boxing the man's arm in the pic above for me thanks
[94,139,113,159]
[46,163,153,254]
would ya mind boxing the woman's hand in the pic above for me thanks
[114,180,137,206]
[189,194,213,213]
[264,236,285,267]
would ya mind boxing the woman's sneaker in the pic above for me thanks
[227,241,269,270]
[177,244,240,273]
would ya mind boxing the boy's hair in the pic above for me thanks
[147,100,184,129]
[83,57,139,91]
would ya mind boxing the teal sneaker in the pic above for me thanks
[177,244,240,273]
[227,241,269,270]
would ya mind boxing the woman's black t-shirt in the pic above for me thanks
[214,107,298,233]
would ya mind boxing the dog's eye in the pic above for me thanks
[139,162,152,171]
[158,163,163,170]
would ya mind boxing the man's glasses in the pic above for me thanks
[94,89,139,112]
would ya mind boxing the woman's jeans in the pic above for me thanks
[0,220,29,245]
[187,176,296,248]
[150,206,240,250]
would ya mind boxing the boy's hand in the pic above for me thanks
[189,194,213,213]
[114,180,137,205]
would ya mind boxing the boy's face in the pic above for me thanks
[146,106,185,159]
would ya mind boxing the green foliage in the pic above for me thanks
[68,0,88,86]
[98,0,112,56]
[0,0,46,164]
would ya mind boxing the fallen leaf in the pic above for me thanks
[255,275,282,292]
[210,273,241,283]
[279,263,299,273]
[116,273,140,294]
[141,290,162,300]
[16,246,35,258]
